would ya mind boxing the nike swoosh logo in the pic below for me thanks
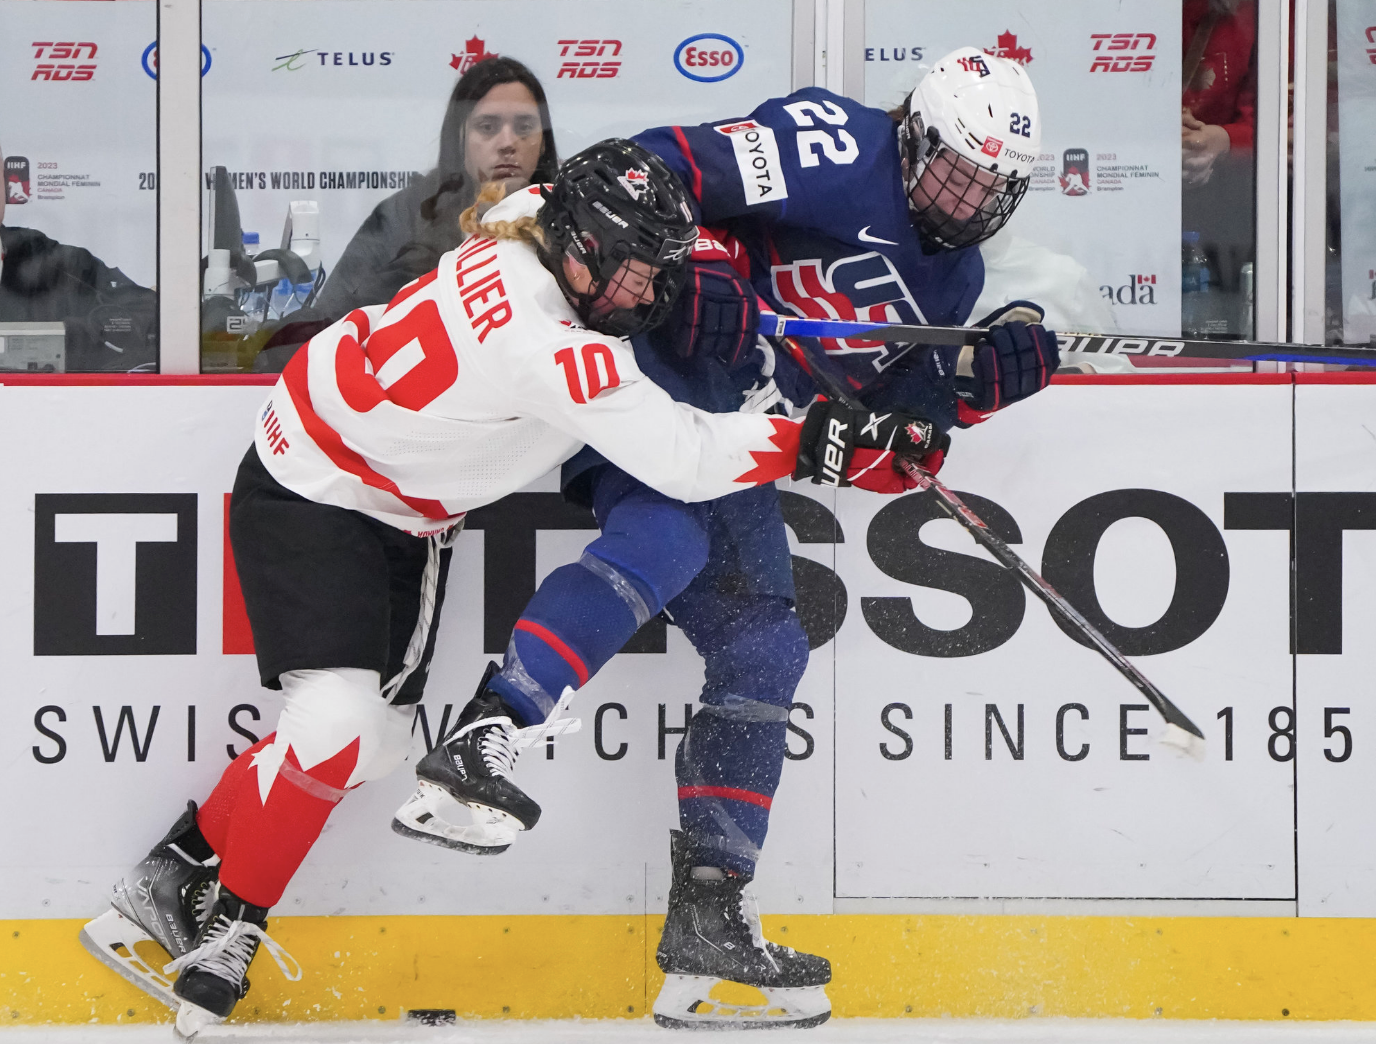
[858,226,899,245]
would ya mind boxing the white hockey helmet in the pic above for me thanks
[898,46,1041,251]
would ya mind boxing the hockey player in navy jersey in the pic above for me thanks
[395,49,1059,1030]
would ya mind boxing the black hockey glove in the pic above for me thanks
[652,260,760,368]
[793,399,949,488]
[956,301,1060,412]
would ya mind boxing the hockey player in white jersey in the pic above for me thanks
[78,139,946,1040]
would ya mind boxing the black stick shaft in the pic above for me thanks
[777,336,1205,740]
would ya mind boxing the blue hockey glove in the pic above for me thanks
[956,301,1060,412]
[655,260,760,368]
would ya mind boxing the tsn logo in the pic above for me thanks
[1089,33,1156,73]
[556,39,621,79]
[32,40,97,81]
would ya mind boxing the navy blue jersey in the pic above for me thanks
[635,87,984,412]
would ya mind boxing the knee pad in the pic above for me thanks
[261,668,416,799]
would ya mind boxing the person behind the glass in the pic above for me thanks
[77,138,941,1040]
[0,141,156,370]
[313,55,558,318]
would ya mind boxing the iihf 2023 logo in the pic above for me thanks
[1060,148,1089,196]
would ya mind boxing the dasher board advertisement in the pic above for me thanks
[3,379,1376,922]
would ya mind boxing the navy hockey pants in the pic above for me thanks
[488,466,809,874]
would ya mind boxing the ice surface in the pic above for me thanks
[2,1020,1376,1044]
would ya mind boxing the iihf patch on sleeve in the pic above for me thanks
[714,120,788,206]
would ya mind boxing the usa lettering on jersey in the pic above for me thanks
[714,120,788,206]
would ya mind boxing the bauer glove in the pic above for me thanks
[793,399,949,489]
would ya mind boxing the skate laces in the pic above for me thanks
[164,915,302,984]
[477,720,519,778]
[738,888,782,973]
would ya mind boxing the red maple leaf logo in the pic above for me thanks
[734,417,802,486]
[985,30,1033,65]
[450,35,497,72]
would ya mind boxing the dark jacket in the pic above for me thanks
[0,225,157,371]
[312,171,458,318]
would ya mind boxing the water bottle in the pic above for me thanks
[239,232,267,324]
[1181,231,1213,337]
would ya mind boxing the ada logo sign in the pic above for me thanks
[675,34,743,82]
[33,494,198,656]
[1100,273,1158,306]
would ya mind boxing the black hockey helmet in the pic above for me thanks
[538,138,697,338]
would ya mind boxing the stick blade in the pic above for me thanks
[1159,722,1207,761]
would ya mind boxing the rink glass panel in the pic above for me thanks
[0,2,158,373]
[864,0,1260,345]
[196,0,794,372]
[1330,0,1376,346]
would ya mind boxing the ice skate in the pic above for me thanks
[164,884,300,1041]
[79,801,220,1010]
[393,665,580,854]
[653,831,831,1030]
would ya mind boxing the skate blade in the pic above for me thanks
[173,999,223,1041]
[652,974,831,1030]
[391,781,521,855]
[78,908,181,1011]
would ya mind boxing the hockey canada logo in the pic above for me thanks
[451,36,496,72]
[984,31,1032,65]
[618,167,649,200]
[5,156,30,204]
[557,39,621,79]
[31,41,97,81]
[1059,148,1089,195]
[1090,33,1157,72]
[33,494,198,656]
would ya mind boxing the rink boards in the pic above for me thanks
[4,372,1376,1024]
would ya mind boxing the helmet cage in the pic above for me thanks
[900,116,1028,251]
[540,140,696,338]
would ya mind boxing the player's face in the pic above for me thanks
[562,255,662,316]
[465,81,544,185]
[911,149,1001,223]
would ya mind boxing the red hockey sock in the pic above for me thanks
[196,735,275,855]
[199,738,361,909]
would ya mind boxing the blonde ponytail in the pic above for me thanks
[459,180,547,249]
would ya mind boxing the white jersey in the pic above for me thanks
[255,186,800,535]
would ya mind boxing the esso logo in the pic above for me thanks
[674,34,744,82]
[142,41,212,79]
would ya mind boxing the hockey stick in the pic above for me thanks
[776,335,1206,757]
[759,312,1376,368]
